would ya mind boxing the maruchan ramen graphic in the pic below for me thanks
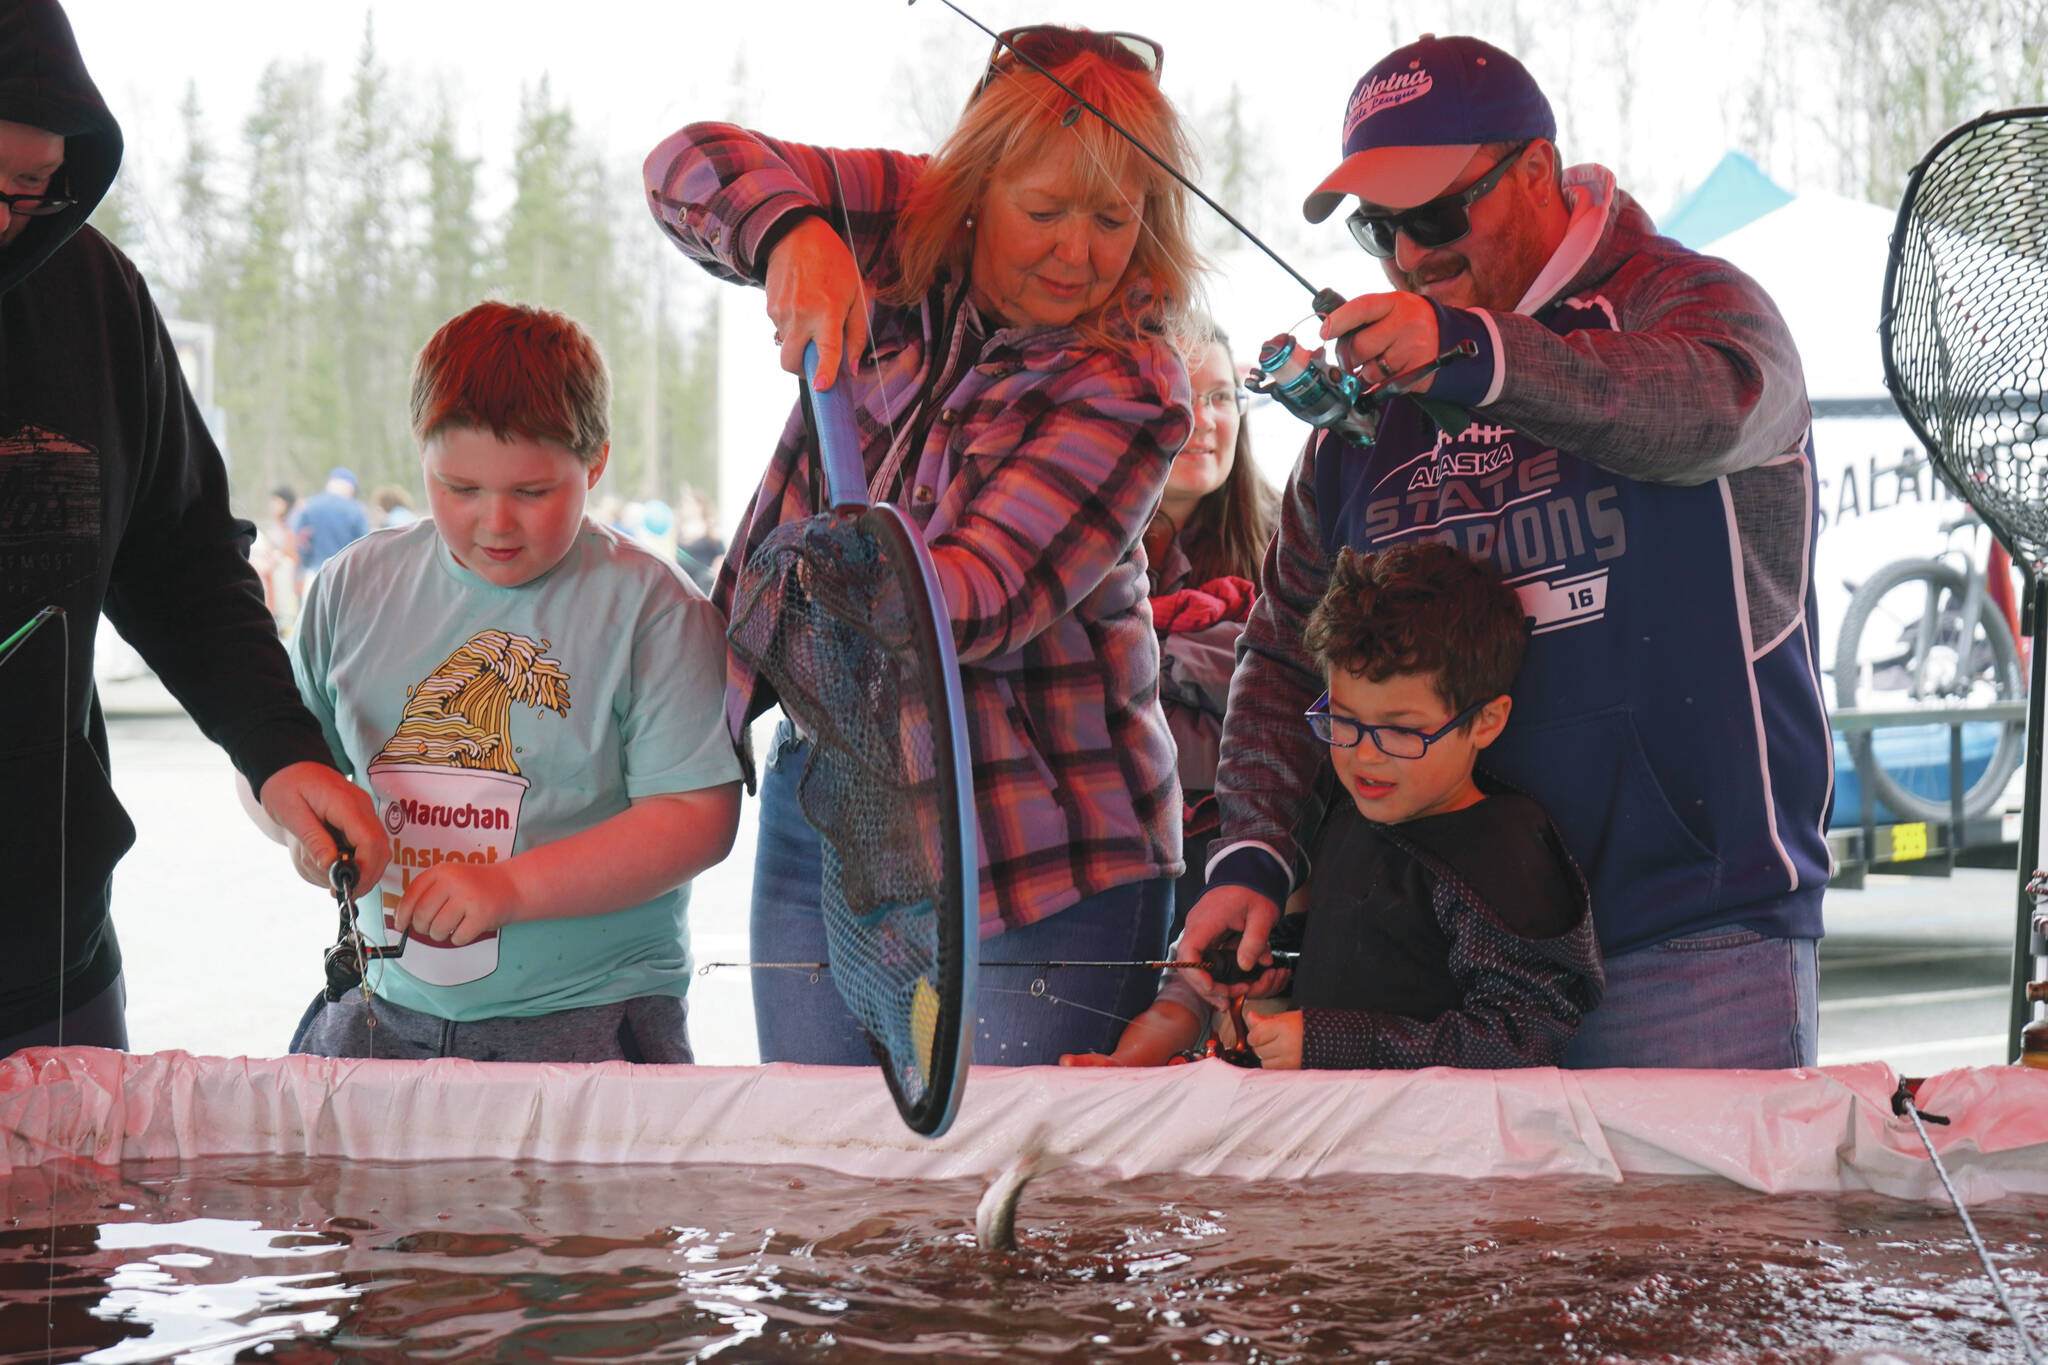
[363,629,571,987]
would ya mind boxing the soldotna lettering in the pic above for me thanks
[1346,69,1432,137]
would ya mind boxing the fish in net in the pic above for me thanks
[726,349,977,1136]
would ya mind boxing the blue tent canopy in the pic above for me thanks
[1659,151,1795,248]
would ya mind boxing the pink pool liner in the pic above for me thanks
[3,1049,2045,1201]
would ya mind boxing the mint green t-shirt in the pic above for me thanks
[290,519,742,1021]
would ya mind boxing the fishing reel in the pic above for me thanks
[321,846,402,1002]
[1249,336,1482,448]
[1171,924,1307,1066]
[1199,940,1300,986]
[1249,335,1381,446]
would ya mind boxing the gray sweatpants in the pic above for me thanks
[292,989,692,1064]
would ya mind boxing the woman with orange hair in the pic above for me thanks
[646,25,1203,1064]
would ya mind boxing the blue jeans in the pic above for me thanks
[751,726,1171,1065]
[1562,925,1819,1069]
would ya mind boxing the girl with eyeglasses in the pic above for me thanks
[1143,319,1277,941]
[645,24,1205,1066]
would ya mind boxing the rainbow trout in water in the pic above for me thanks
[974,1127,1065,1251]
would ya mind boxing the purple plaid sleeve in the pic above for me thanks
[644,122,921,286]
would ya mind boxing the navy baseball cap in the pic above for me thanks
[1303,34,1555,222]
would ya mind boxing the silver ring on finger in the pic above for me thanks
[1376,355,1396,378]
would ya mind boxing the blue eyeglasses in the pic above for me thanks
[1304,691,1486,758]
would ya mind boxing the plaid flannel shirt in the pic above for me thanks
[645,122,1193,934]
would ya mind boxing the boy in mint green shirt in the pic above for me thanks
[271,301,743,1062]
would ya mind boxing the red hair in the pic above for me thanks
[411,301,610,462]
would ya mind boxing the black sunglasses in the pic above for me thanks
[1345,141,1533,258]
[972,25,1164,102]
[0,175,74,219]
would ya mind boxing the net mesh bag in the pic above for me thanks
[1884,107,2048,572]
[728,508,969,1133]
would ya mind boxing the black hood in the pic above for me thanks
[0,0,122,295]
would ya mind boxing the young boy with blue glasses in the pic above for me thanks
[1064,541,1601,1069]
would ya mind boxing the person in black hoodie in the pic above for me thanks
[0,0,390,1054]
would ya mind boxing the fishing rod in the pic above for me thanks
[0,605,61,671]
[915,0,1336,316]
[701,944,1296,1066]
[701,949,1299,986]
[704,949,1294,982]
[911,0,1474,446]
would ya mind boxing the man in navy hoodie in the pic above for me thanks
[1184,34,1830,1069]
[0,0,390,1053]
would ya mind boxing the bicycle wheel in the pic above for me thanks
[1833,557,2025,823]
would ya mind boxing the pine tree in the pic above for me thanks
[1202,85,1261,258]
[326,16,412,494]
[170,82,228,314]
[85,160,146,261]
[501,78,584,309]
[220,59,327,500]
[415,90,487,339]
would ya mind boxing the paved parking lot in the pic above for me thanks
[76,702,2042,1072]
[1816,864,2025,1071]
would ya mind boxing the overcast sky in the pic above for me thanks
[58,0,1826,504]
[62,0,1794,243]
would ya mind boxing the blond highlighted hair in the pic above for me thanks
[882,46,1206,348]
[411,301,611,463]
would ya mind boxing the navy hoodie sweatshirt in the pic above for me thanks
[0,0,333,1037]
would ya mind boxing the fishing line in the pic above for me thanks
[975,981,1132,1028]
[1,605,69,1358]
[912,0,1343,316]
[702,947,1298,1050]
[700,952,1298,976]
[948,7,1245,360]
[1892,1081,2044,1364]
[915,1,1477,450]
[0,610,72,1035]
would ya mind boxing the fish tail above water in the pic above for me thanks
[974,1124,1066,1252]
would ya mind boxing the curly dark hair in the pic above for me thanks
[1303,542,1530,714]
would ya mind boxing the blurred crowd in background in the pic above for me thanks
[248,472,725,634]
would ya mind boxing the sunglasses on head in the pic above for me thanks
[1344,140,1533,258]
[972,25,1164,102]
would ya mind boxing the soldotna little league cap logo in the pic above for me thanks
[1304,34,1556,221]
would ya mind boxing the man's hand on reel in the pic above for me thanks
[1175,884,1289,999]
[1324,291,1443,393]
